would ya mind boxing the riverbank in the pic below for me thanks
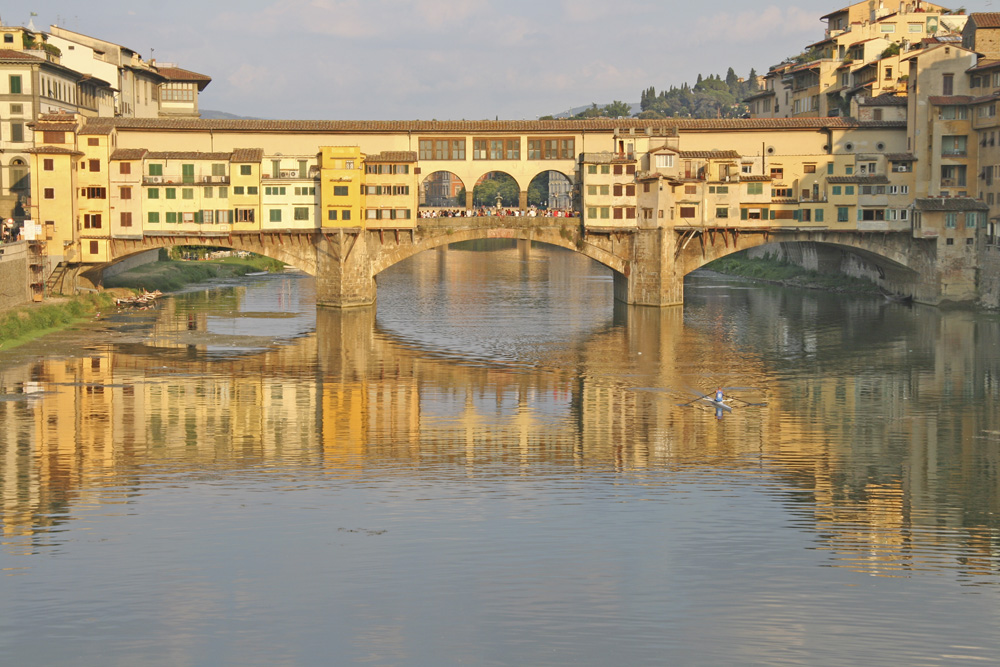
[102,256,284,292]
[0,292,115,351]
[706,256,884,296]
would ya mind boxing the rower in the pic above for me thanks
[715,388,724,403]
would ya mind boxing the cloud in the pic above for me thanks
[695,5,819,45]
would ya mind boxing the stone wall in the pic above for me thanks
[0,242,31,311]
[979,245,1000,310]
[100,249,161,280]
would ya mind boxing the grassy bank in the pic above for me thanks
[0,293,115,351]
[707,256,883,295]
[103,256,284,292]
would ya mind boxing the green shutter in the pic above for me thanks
[741,208,748,220]
[815,208,824,222]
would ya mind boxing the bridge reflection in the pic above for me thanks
[0,278,998,580]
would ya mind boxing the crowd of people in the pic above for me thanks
[418,207,576,219]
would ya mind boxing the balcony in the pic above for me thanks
[941,150,968,158]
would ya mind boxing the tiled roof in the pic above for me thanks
[154,66,212,90]
[110,149,149,160]
[365,151,418,163]
[24,146,83,155]
[80,117,907,134]
[36,113,78,123]
[581,152,635,164]
[968,58,1000,73]
[0,49,46,63]
[230,148,264,162]
[828,175,890,184]
[859,94,907,106]
[29,122,78,132]
[145,151,233,161]
[740,175,772,182]
[969,12,1000,29]
[885,153,917,161]
[678,150,741,159]
[928,95,975,105]
[915,197,990,211]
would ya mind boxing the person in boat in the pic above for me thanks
[715,388,724,403]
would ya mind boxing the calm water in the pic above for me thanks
[1,243,999,666]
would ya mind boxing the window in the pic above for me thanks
[294,207,309,221]
[837,207,849,222]
[43,131,64,143]
[680,207,696,219]
[747,182,763,195]
[832,186,842,196]
[149,164,163,176]
[588,165,597,174]
[182,188,194,200]
[212,163,226,176]
[655,154,675,169]
[233,186,245,195]
[601,165,610,174]
[84,187,107,199]
[946,213,957,228]
[88,159,100,172]
[44,188,55,199]
[770,167,783,179]
[815,209,824,222]
[217,210,231,223]
[43,158,54,171]
[270,209,282,222]
[943,73,954,96]
[804,164,816,173]
[120,186,132,200]
[120,162,131,175]
[909,22,922,33]
[942,135,967,156]
[148,188,160,199]
[235,208,255,222]
[247,186,258,195]
[527,137,574,160]
[89,241,99,255]
[418,138,466,160]
[83,214,102,229]
[120,212,132,227]
[200,210,214,224]
[845,186,855,195]
[182,164,195,184]
[240,165,252,175]
[11,122,23,142]
[328,210,338,221]
[967,211,979,228]
[716,207,729,218]
[880,23,895,33]
[587,207,597,219]
[165,212,177,223]
[333,186,349,196]
[342,210,351,221]
[9,75,21,94]
[165,188,176,199]
[204,187,213,198]
[219,187,228,198]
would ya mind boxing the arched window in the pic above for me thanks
[9,158,29,196]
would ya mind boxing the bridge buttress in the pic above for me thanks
[315,230,377,308]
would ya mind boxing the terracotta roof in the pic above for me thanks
[740,175,772,182]
[145,151,233,161]
[858,94,907,106]
[885,153,917,161]
[154,66,212,90]
[928,95,975,105]
[80,117,907,133]
[28,122,78,132]
[110,148,149,160]
[914,197,990,211]
[969,13,1000,29]
[366,151,417,163]
[968,58,1000,73]
[24,146,83,155]
[678,150,741,159]
[230,148,264,162]
[828,175,891,184]
[0,49,46,63]
[37,113,78,122]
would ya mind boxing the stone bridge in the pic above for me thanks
[91,218,948,307]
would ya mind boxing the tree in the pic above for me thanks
[603,100,632,118]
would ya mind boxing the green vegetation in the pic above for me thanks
[638,67,759,119]
[103,254,284,292]
[0,293,114,351]
[571,100,633,119]
[707,255,883,295]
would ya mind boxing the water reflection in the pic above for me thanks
[1,245,999,663]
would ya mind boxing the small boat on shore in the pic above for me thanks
[115,290,162,308]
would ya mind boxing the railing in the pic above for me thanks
[941,150,968,158]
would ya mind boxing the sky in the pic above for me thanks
[4,0,920,120]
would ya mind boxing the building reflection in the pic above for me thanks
[0,253,998,581]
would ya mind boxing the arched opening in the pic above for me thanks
[463,171,519,210]
[527,171,574,213]
[9,158,29,200]
[419,171,466,210]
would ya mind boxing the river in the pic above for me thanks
[1,242,999,666]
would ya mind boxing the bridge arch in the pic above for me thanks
[527,170,575,211]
